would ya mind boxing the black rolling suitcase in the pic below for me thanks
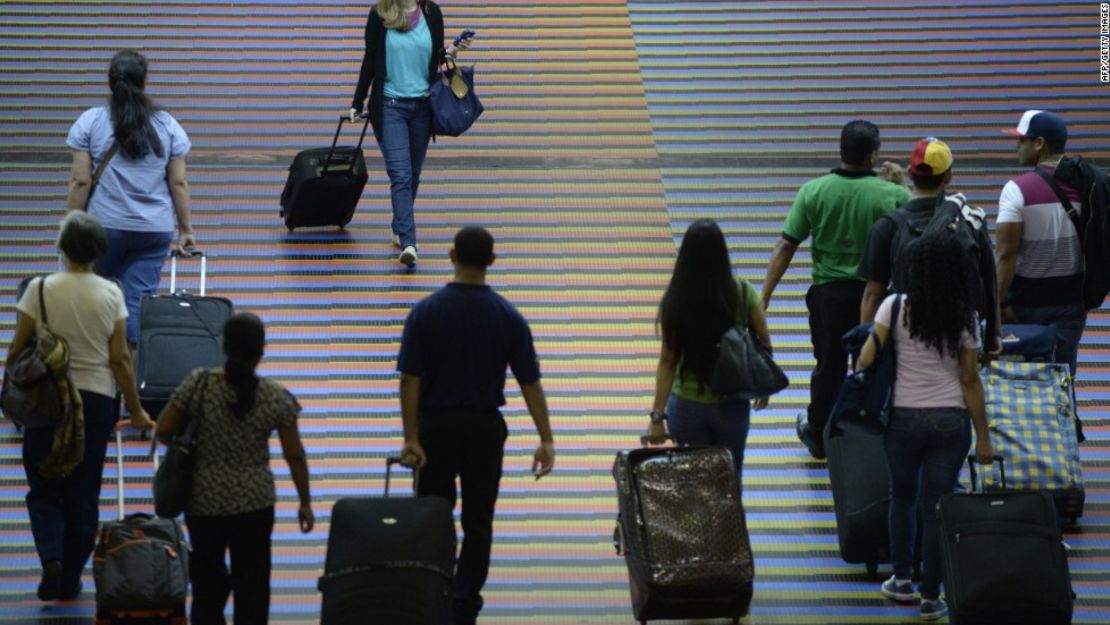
[280,115,370,231]
[136,250,233,415]
[823,420,891,577]
[94,429,189,625]
[318,457,456,625]
[612,439,753,624]
[938,457,1074,625]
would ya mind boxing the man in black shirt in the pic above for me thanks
[858,137,1001,350]
[397,226,555,625]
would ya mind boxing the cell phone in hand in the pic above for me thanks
[453,29,476,47]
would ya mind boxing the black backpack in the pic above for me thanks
[1036,156,1110,311]
[887,193,987,312]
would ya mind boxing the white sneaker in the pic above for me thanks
[390,233,401,248]
[399,246,418,267]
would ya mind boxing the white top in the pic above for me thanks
[66,107,191,232]
[875,294,980,409]
[16,273,128,397]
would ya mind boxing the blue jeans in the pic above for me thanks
[379,97,432,249]
[883,407,970,600]
[23,391,117,590]
[665,394,751,492]
[1011,303,1087,376]
[97,228,174,343]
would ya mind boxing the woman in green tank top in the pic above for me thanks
[647,219,773,491]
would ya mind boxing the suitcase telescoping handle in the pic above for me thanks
[169,247,207,296]
[966,455,1007,492]
[322,114,372,177]
[385,456,420,497]
[115,424,159,521]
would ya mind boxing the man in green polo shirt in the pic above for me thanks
[761,120,911,459]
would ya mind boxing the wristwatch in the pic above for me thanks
[649,410,667,424]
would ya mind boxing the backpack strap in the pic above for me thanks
[1034,168,1081,230]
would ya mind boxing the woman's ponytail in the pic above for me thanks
[108,50,164,160]
[222,313,266,419]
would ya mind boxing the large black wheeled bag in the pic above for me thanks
[938,457,1074,625]
[824,419,891,576]
[318,458,456,625]
[613,442,753,624]
[280,115,370,231]
[136,251,232,416]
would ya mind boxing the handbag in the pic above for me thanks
[152,371,208,518]
[428,58,484,137]
[829,295,902,437]
[1,277,79,429]
[708,281,789,398]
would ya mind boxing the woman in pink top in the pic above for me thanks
[857,233,993,622]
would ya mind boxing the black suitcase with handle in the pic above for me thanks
[136,250,232,416]
[280,116,370,231]
[318,458,456,625]
[938,457,1074,625]
[612,440,753,624]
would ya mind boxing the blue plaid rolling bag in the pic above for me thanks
[979,361,1084,522]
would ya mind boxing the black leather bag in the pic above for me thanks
[708,282,788,398]
[152,372,208,518]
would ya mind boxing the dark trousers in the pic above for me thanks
[1011,303,1087,376]
[23,390,117,590]
[186,506,275,625]
[417,410,508,625]
[805,280,867,433]
[884,407,970,600]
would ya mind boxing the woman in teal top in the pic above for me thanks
[349,0,470,267]
[648,219,774,491]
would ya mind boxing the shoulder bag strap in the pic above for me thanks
[1034,168,1081,229]
[37,276,49,327]
[83,142,119,211]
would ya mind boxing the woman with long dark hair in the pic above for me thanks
[155,313,313,625]
[65,49,194,344]
[857,233,993,621]
[647,219,772,489]
[7,212,152,601]
[348,0,471,267]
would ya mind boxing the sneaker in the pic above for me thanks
[399,246,418,267]
[796,411,826,460]
[390,233,401,248]
[37,560,62,601]
[920,598,948,621]
[880,575,916,603]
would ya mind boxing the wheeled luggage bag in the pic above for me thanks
[280,115,370,231]
[823,419,893,577]
[938,457,1074,625]
[980,358,1085,522]
[613,440,753,624]
[318,457,456,625]
[94,429,189,624]
[136,250,232,416]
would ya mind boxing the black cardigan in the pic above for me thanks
[351,1,446,141]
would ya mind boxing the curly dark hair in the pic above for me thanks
[905,233,978,358]
[657,219,739,393]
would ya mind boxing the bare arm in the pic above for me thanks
[166,158,194,248]
[155,401,181,438]
[5,313,36,367]
[761,237,799,310]
[995,222,1022,322]
[65,151,93,211]
[520,381,555,479]
[399,373,424,466]
[279,422,314,532]
[960,346,993,463]
[109,319,151,428]
[651,344,677,414]
[860,280,886,325]
[856,322,890,371]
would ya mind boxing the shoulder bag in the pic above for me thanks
[709,280,789,398]
[152,371,209,518]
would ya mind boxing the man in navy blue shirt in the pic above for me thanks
[397,226,555,625]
